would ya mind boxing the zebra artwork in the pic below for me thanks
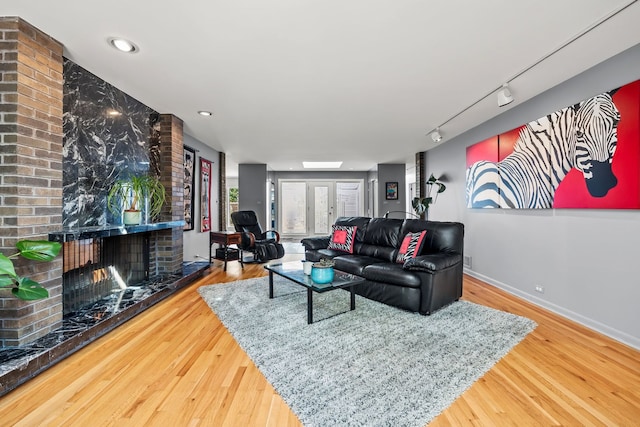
[466,90,620,209]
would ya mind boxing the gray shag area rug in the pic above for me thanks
[198,276,536,427]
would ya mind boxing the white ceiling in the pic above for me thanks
[5,1,640,174]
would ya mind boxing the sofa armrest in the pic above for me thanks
[403,253,462,273]
[301,236,330,250]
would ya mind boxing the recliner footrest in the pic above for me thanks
[255,241,285,261]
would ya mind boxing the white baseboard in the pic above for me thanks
[464,268,640,351]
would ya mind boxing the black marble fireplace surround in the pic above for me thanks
[63,58,161,229]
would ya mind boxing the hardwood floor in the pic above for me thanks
[1,254,638,426]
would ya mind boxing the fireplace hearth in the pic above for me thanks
[0,260,208,397]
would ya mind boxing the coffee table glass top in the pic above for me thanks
[265,261,364,292]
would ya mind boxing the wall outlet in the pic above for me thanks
[535,285,545,294]
[463,255,472,269]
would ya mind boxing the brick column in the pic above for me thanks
[0,17,64,346]
[155,114,183,274]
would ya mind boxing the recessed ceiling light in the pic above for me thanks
[302,161,343,169]
[198,110,213,116]
[108,37,138,53]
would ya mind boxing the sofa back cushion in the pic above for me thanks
[400,219,464,255]
[348,218,403,262]
[361,218,403,247]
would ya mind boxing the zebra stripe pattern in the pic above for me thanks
[466,91,620,209]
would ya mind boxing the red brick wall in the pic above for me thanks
[0,17,64,346]
[156,114,184,274]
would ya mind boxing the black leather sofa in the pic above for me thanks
[301,217,464,315]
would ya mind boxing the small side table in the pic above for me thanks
[209,231,244,272]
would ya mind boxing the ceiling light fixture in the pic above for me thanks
[430,128,443,143]
[108,37,138,53]
[497,83,514,107]
[302,161,343,169]
[197,110,213,116]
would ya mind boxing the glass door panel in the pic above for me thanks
[314,186,329,234]
[280,181,307,234]
[308,182,334,236]
[336,182,362,217]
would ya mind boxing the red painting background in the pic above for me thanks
[466,135,498,167]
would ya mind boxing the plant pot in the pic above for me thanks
[311,266,334,284]
[123,210,142,225]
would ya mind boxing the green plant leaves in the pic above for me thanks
[16,240,62,261]
[107,173,166,220]
[12,278,49,300]
[0,253,18,278]
[427,174,447,193]
[412,197,432,215]
[1,240,60,300]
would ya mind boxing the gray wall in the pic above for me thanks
[183,134,220,262]
[425,43,640,349]
[239,163,268,227]
[377,164,406,219]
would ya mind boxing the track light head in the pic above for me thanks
[430,128,442,143]
[497,83,514,107]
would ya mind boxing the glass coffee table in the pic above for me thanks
[264,261,365,324]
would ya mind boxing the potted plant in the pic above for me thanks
[412,174,446,218]
[107,172,166,225]
[311,258,335,284]
[0,240,62,300]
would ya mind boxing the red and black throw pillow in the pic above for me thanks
[327,225,357,253]
[396,230,427,263]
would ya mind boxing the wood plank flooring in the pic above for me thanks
[1,254,639,426]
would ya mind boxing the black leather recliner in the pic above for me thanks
[230,210,285,262]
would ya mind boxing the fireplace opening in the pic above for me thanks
[62,234,149,315]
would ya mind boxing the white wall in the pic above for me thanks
[182,134,220,263]
[426,43,640,349]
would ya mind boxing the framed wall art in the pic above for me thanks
[183,146,196,231]
[386,182,398,200]
[200,157,212,232]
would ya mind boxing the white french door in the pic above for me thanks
[279,179,364,238]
